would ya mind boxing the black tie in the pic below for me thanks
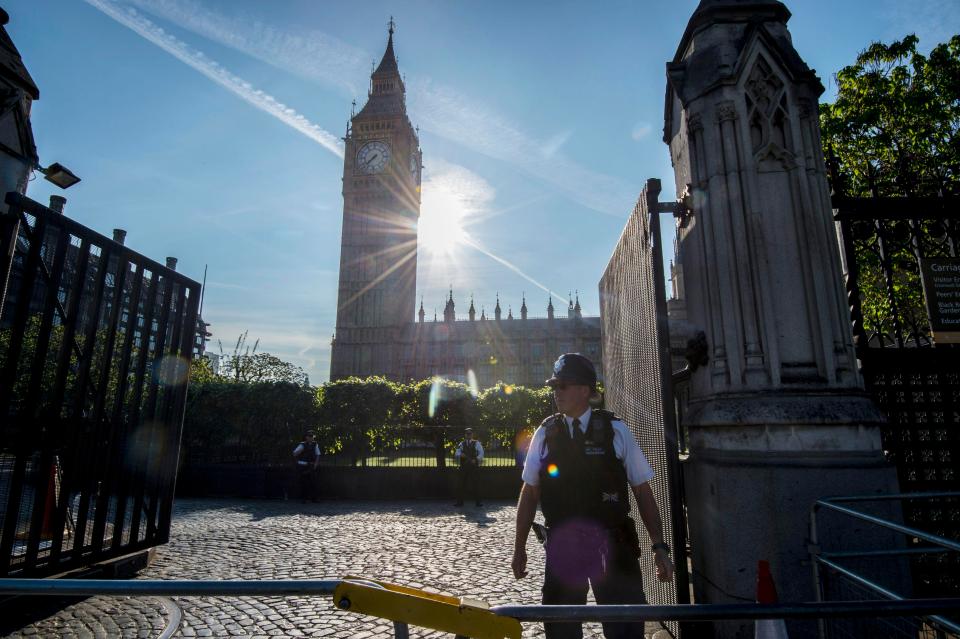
[571,418,584,447]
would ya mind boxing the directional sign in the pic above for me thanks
[920,258,960,344]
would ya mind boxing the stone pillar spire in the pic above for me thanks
[664,1,899,632]
[468,295,476,322]
[547,296,554,320]
[494,293,502,321]
[418,297,425,324]
[574,291,582,319]
[507,306,513,320]
[567,292,574,319]
[520,293,528,320]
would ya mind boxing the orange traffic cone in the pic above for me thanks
[755,560,789,639]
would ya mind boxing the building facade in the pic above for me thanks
[330,26,601,388]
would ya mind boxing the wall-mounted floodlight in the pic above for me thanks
[38,162,81,189]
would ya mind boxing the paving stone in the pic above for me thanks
[3,498,662,638]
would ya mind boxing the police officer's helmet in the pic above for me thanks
[545,353,597,389]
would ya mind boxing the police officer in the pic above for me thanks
[454,427,484,507]
[511,353,674,639]
[292,431,320,502]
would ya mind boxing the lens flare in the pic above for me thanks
[547,463,559,478]
[428,376,445,418]
[503,385,514,395]
[467,369,479,398]
[123,420,166,472]
[154,355,190,386]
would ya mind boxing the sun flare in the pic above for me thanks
[418,204,468,254]
[418,162,490,255]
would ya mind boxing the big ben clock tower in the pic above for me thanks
[330,21,422,380]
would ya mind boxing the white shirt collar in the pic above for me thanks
[564,407,592,432]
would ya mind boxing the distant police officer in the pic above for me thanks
[454,427,484,507]
[292,431,320,502]
[512,353,674,639]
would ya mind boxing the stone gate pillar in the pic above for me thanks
[664,1,900,634]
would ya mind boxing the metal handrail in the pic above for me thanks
[2,579,960,622]
[491,600,960,622]
[810,492,960,637]
[816,556,960,635]
[815,493,960,554]
[0,578,340,597]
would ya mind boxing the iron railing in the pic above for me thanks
[832,195,959,350]
[183,425,529,469]
[831,188,960,592]
[0,192,201,578]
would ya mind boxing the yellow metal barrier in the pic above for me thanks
[334,577,522,639]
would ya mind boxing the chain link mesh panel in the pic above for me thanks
[600,180,684,635]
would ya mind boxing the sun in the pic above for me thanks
[418,187,471,255]
[419,208,467,255]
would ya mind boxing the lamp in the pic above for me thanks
[38,162,81,189]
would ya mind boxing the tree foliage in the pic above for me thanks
[182,381,319,466]
[820,34,959,197]
[217,331,308,385]
[820,35,959,342]
[316,376,398,464]
[180,370,566,468]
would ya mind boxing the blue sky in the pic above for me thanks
[7,0,958,383]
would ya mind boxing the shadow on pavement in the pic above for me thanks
[170,497,514,523]
[0,595,89,636]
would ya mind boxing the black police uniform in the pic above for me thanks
[456,438,482,506]
[537,409,647,639]
[296,440,318,501]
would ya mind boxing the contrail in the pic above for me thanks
[83,0,344,158]
[462,235,567,304]
[119,0,636,216]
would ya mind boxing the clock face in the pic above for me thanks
[357,140,391,174]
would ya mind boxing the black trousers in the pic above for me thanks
[541,520,647,639]
[458,463,480,504]
[298,465,317,501]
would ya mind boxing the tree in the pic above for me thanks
[189,356,217,384]
[182,380,319,466]
[478,383,538,438]
[398,377,477,467]
[820,35,959,197]
[218,331,308,385]
[317,376,397,465]
[820,35,960,341]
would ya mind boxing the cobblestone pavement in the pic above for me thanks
[4,499,667,638]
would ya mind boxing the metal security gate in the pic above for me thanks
[833,190,960,596]
[599,177,690,634]
[0,192,201,577]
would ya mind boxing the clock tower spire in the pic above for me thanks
[330,21,422,380]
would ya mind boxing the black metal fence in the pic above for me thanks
[185,424,528,469]
[599,178,690,632]
[0,192,200,577]
[833,190,960,596]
